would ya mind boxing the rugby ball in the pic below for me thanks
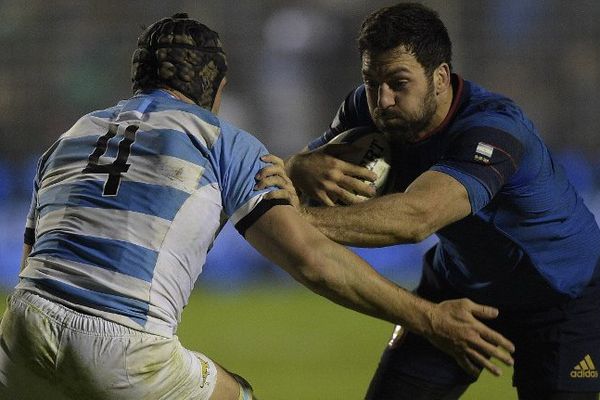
[330,126,392,200]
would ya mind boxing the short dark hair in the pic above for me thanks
[358,3,452,75]
[131,13,228,110]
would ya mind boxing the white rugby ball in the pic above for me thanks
[330,126,392,199]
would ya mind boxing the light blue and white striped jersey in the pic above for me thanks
[18,90,279,337]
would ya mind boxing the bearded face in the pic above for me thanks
[362,47,440,143]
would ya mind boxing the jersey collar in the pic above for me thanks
[135,89,179,100]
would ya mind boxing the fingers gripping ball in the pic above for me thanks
[330,127,392,198]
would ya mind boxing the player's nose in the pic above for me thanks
[377,83,395,109]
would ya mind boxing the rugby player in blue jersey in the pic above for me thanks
[0,12,514,400]
[258,3,600,400]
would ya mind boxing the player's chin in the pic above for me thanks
[376,118,404,131]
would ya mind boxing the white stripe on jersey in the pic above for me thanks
[39,154,204,195]
[37,207,170,251]
[22,255,151,301]
[59,115,107,140]
[229,193,268,225]
[150,182,223,326]
[39,160,90,190]
[26,216,36,229]
[117,109,221,148]
[124,154,204,193]
[63,109,220,149]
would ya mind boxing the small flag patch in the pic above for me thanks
[476,142,494,158]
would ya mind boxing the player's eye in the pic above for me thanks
[388,80,408,91]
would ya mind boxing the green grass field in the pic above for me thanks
[0,286,516,399]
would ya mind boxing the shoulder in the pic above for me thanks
[448,81,550,183]
[456,80,533,137]
[155,99,265,152]
[450,81,544,154]
[136,97,229,149]
[216,119,265,147]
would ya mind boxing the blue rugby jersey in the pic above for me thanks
[19,90,280,337]
[309,75,600,306]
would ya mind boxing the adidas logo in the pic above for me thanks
[570,355,598,379]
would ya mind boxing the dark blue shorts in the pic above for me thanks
[370,247,600,393]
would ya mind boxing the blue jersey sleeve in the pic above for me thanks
[213,123,285,233]
[432,126,524,213]
[307,85,376,150]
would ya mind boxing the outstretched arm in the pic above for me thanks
[244,204,513,376]
[245,204,433,329]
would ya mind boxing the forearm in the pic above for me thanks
[301,193,428,247]
[245,206,434,335]
[304,239,434,335]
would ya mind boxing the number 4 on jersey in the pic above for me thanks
[83,123,138,196]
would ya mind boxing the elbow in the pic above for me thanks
[395,208,437,244]
[407,223,434,243]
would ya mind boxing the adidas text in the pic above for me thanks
[570,370,598,378]
[570,355,598,379]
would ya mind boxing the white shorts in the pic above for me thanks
[0,290,219,400]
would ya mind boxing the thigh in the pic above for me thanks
[0,293,67,399]
[204,363,240,400]
[508,276,600,396]
[204,357,255,400]
[0,293,61,371]
[124,335,256,400]
[365,248,476,400]
[365,325,473,400]
[124,335,219,399]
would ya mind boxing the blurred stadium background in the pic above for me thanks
[1,0,599,398]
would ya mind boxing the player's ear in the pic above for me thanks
[433,63,451,96]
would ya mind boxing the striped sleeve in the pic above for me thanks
[213,123,288,234]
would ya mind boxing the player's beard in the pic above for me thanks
[373,81,437,143]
